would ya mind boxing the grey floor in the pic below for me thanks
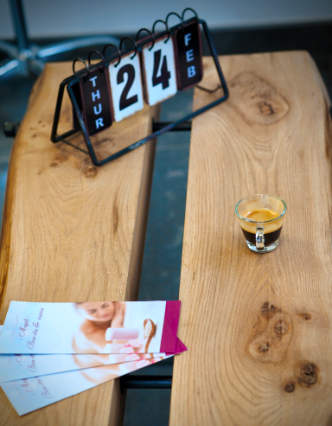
[0,23,331,425]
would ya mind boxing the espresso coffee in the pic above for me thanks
[236,195,287,253]
[242,227,282,246]
[240,208,282,247]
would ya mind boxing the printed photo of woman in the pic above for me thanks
[71,302,157,376]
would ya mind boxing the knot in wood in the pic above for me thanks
[258,341,270,353]
[274,319,289,337]
[50,151,69,168]
[297,312,312,321]
[284,382,296,393]
[84,165,98,178]
[228,71,289,125]
[248,303,292,364]
[258,101,275,116]
[81,159,98,178]
[261,301,280,319]
[298,362,318,387]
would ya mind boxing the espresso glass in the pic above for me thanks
[235,194,287,253]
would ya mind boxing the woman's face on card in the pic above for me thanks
[78,302,115,322]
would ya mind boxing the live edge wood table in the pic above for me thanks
[0,62,156,426]
[0,51,331,426]
[170,51,332,425]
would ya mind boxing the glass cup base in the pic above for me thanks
[246,239,279,253]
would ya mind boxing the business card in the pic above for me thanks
[0,300,181,354]
[1,354,171,415]
[0,352,166,382]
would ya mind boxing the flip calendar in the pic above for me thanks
[51,8,229,166]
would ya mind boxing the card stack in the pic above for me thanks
[0,300,186,415]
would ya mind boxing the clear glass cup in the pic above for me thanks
[235,194,287,253]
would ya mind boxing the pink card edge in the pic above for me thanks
[166,337,187,355]
[160,301,181,353]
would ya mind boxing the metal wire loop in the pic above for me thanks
[181,7,199,22]
[102,43,121,67]
[87,49,105,67]
[120,37,137,59]
[135,27,155,51]
[72,57,89,75]
[165,12,183,31]
[152,19,170,43]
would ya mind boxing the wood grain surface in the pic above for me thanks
[0,62,156,425]
[170,51,332,425]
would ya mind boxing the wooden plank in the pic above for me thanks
[0,62,156,425]
[170,51,332,425]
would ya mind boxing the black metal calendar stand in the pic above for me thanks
[50,10,229,166]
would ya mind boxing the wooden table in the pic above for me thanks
[1,51,331,425]
[170,51,332,425]
[0,63,156,426]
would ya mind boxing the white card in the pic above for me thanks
[0,301,181,354]
[0,336,186,383]
[1,354,171,415]
[0,352,166,382]
[108,53,144,121]
[142,36,177,105]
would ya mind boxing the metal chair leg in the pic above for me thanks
[0,0,119,78]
